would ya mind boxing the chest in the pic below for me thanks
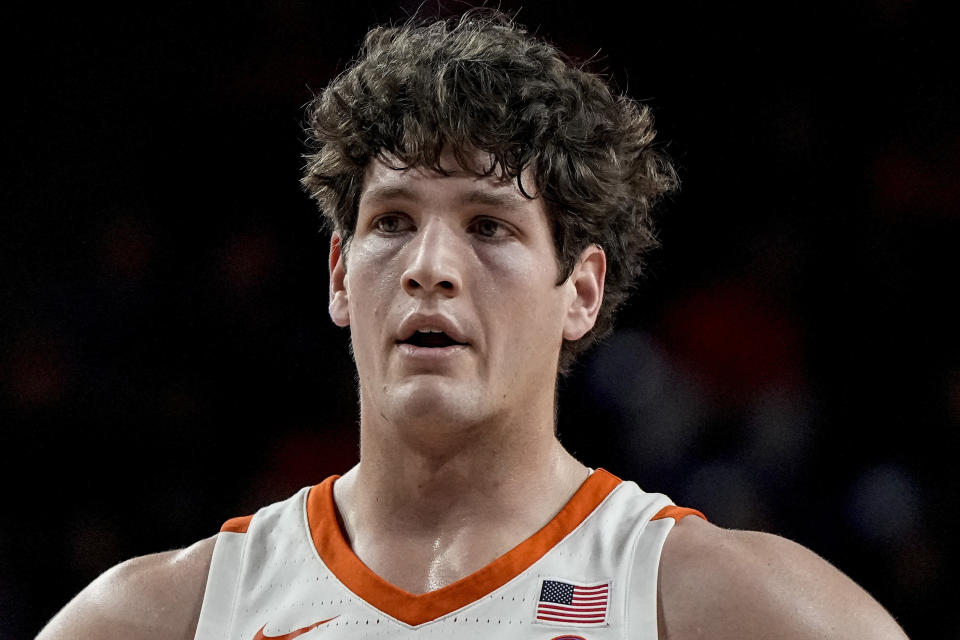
[349,528,520,594]
[230,543,637,640]
[194,481,675,640]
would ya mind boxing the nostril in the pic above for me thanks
[402,273,458,295]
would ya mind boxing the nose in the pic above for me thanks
[401,219,463,298]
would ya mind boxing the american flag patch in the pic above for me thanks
[535,578,610,625]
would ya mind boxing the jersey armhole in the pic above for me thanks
[651,505,707,522]
[220,515,253,534]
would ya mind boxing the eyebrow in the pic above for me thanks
[359,184,528,210]
[458,189,526,209]
[358,185,417,206]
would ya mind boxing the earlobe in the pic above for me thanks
[329,232,350,327]
[563,244,606,340]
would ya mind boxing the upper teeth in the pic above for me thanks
[418,328,444,333]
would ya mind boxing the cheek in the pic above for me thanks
[345,248,398,348]
[476,241,557,289]
[476,248,566,342]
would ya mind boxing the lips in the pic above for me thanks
[396,314,470,348]
[401,329,467,348]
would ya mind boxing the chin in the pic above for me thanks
[384,378,488,434]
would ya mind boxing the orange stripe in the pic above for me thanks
[651,505,706,522]
[220,514,253,533]
[307,469,622,626]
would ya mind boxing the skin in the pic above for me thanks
[327,153,603,592]
[35,153,910,640]
[35,536,214,640]
[658,517,910,640]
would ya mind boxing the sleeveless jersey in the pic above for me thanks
[194,469,704,640]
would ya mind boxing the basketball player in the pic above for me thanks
[37,10,909,640]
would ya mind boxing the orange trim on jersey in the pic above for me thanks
[306,468,622,626]
[651,505,706,522]
[220,514,253,533]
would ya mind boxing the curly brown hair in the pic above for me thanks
[302,8,677,373]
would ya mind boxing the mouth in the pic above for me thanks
[397,329,469,349]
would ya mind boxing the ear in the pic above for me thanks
[562,244,606,341]
[329,232,350,327]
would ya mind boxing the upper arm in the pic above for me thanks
[657,517,909,640]
[36,535,216,640]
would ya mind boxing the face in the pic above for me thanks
[329,152,604,438]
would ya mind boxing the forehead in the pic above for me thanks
[358,151,540,211]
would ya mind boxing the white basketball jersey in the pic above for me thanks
[194,469,703,640]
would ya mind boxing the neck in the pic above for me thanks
[349,414,587,526]
[354,426,584,526]
[331,393,589,592]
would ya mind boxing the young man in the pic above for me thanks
[37,10,909,640]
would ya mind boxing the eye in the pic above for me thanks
[372,213,412,234]
[469,217,509,238]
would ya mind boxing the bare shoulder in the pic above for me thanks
[657,516,909,640]
[36,535,217,640]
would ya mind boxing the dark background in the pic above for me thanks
[4,1,957,637]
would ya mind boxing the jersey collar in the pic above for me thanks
[306,468,621,626]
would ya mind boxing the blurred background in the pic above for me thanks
[3,1,957,637]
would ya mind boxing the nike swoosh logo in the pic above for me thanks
[252,616,339,640]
